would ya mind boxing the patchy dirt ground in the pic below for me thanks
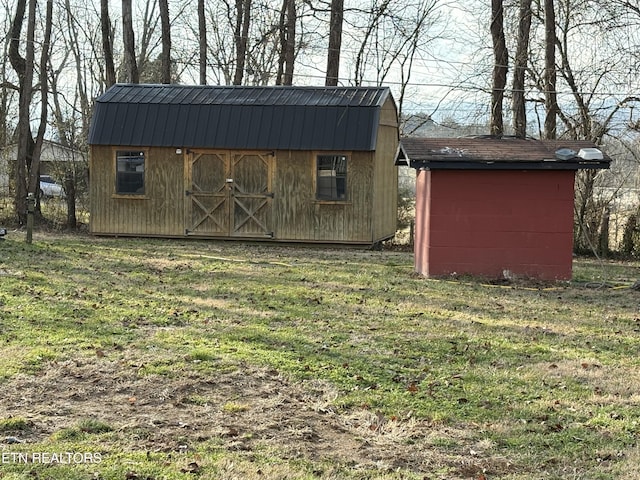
[0,353,513,479]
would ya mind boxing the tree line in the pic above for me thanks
[2,0,640,253]
[485,0,640,253]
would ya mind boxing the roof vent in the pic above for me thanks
[577,148,604,160]
[555,148,576,161]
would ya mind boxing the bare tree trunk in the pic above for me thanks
[490,0,508,137]
[8,0,26,80]
[283,0,296,85]
[64,0,91,139]
[122,0,139,83]
[9,0,33,223]
[574,169,598,251]
[233,0,251,85]
[101,0,116,87]
[133,0,161,82]
[325,0,343,86]
[276,0,296,85]
[598,206,610,256]
[159,0,171,84]
[276,0,286,85]
[544,0,557,139]
[65,171,76,229]
[198,0,207,85]
[512,0,532,138]
[49,65,81,229]
[0,38,10,148]
[27,0,53,198]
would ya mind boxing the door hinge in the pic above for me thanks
[185,190,191,196]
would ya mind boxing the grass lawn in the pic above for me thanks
[0,232,639,479]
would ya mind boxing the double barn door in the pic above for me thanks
[186,151,273,238]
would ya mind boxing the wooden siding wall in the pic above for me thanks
[271,150,314,240]
[271,150,374,242]
[372,97,399,241]
[90,146,185,236]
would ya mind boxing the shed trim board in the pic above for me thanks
[88,84,399,245]
[402,137,611,281]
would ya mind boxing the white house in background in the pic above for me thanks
[0,140,86,194]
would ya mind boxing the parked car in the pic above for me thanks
[39,175,65,198]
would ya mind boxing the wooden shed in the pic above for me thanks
[396,137,611,280]
[87,84,399,244]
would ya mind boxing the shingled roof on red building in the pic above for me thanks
[396,136,611,170]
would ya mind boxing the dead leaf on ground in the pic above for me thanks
[181,461,201,474]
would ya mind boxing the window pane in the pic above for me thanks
[317,155,347,200]
[116,151,145,194]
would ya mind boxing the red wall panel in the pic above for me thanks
[415,169,576,280]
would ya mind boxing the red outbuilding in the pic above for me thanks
[396,137,611,281]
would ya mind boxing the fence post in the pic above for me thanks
[26,192,35,244]
[598,207,610,257]
[409,219,414,247]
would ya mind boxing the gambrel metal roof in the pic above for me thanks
[88,84,395,151]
